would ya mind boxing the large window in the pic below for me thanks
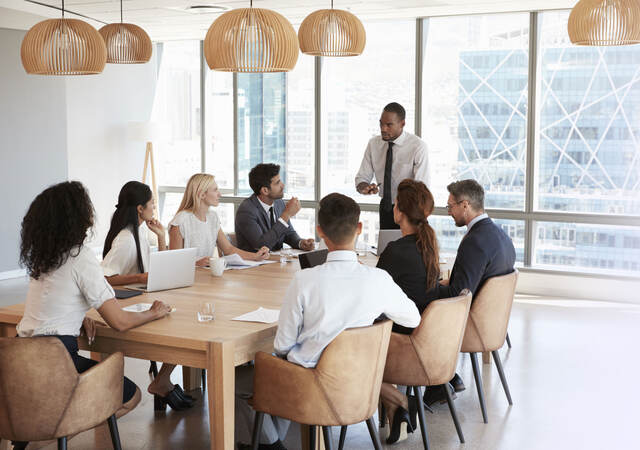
[536,11,640,216]
[422,14,529,210]
[236,55,315,199]
[205,71,234,191]
[152,41,201,187]
[321,20,416,203]
[154,13,640,278]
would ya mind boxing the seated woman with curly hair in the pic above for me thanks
[17,181,172,422]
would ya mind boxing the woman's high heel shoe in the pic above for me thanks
[153,386,194,411]
[386,407,414,445]
[173,384,195,403]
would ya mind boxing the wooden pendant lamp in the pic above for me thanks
[568,0,640,46]
[298,0,366,56]
[99,0,152,64]
[21,0,106,75]
[204,0,299,72]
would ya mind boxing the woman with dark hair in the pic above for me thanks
[102,181,193,411]
[17,181,171,424]
[375,178,440,444]
[102,181,165,286]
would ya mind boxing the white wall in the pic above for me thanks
[66,52,159,249]
[0,28,68,273]
[0,27,159,274]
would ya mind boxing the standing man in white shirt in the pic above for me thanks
[355,102,430,230]
[235,193,421,450]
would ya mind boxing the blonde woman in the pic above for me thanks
[169,173,270,264]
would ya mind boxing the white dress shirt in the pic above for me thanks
[18,245,115,337]
[274,250,421,368]
[170,209,221,258]
[355,130,430,203]
[101,224,151,276]
[467,213,489,232]
[258,197,289,228]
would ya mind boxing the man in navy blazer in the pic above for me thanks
[424,179,515,405]
[235,163,315,252]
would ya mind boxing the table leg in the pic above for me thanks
[482,351,491,364]
[208,341,235,450]
[301,425,326,450]
[183,366,202,391]
[0,324,16,337]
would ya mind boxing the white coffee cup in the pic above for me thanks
[209,257,227,276]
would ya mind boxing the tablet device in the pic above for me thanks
[298,249,329,269]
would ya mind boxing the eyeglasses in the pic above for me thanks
[446,200,464,211]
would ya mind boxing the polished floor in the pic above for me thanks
[1,279,638,449]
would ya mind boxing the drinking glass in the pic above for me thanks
[197,302,215,322]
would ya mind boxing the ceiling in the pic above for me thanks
[0,0,576,41]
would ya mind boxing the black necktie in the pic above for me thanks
[269,206,275,228]
[382,141,394,211]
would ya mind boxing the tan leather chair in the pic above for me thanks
[461,269,518,423]
[250,320,393,450]
[383,291,472,449]
[0,337,125,450]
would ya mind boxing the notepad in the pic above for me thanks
[232,307,280,323]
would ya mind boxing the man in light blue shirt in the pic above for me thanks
[236,193,421,450]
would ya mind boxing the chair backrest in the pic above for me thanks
[383,292,472,387]
[312,320,393,422]
[0,337,123,441]
[461,269,518,353]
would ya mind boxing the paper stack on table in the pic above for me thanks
[232,307,280,323]
[224,254,276,270]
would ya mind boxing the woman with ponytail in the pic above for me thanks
[376,178,440,445]
[102,181,193,412]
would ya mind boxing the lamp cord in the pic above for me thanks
[331,0,334,8]
[62,0,64,17]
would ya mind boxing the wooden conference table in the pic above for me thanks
[0,253,456,450]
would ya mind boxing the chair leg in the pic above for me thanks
[470,352,488,423]
[107,414,122,450]
[506,332,512,348]
[57,437,67,450]
[308,425,317,450]
[338,426,347,450]
[492,350,513,405]
[251,411,264,450]
[201,368,207,392]
[148,361,158,378]
[413,386,430,450]
[365,416,383,450]
[322,426,333,450]
[379,400,386,428]
[443,384,465,443]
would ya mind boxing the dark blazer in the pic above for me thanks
[429,217,516,300]
[235,194,302,252]
[376,234,439,334]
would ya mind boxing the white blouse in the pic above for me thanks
[170,209,221,258]
[17,245,115,337]
[101,224,151,276]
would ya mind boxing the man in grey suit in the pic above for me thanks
[235,163,315,252]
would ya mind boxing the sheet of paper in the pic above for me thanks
[224,254,277,269]
[122,303,175,313]
[122,303,152,312]
[232,307,280,324]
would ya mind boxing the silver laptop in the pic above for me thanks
[125,248,197,292]
[373,229,403,256]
